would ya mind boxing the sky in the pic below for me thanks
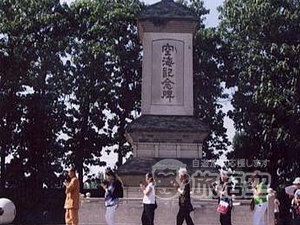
[59,0,231,174]
[143,0,224,27]
[62,0,224,27]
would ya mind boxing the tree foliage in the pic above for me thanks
[0,0,230,193]
[220,0,300,185]
[189,0,230,159]
[0,0,69,189]
[64,0,143,187]
[99,0,143,167]
[0,0,144,189]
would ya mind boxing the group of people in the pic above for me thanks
[63,167,122,225]
[214,174,300,225]
[138,168,195,225]
[62,167,195,225]
[62,167,300,225]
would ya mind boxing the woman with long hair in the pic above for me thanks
[101,168,122,225]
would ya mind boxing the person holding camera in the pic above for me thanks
[175,168,194,225]
[140,172,156,225]
[101,168,122,225]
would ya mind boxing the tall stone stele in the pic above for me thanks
[118,0,209,197]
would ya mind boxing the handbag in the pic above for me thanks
[154,200,158,209]
[250,198,255,211]
[187,203,194,212]
[217,200,229,214]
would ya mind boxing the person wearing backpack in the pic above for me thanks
[101,168,122,225]
[140,172,156,225]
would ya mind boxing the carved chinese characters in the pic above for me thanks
[161,43,176,102]
[142,33,193,115]
[151,39,184,106]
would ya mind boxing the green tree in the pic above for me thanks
[0,0,69,189]
[1,0,230,192]
[0,2,25,190]
[64,0,111,188]
[190,0,230,159]
[219,0,300,186]
[65,0,143,188]
[226,131,260,172]
[103,0,143,167]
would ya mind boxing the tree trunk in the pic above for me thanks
[117,151,123,168]
[0,148,5,191]
[76,102,89,191]
[117,116,126,168]
[76,159,84,192]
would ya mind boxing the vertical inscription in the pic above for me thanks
[161,43,176,102]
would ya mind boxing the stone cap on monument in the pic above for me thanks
[137,0,199,38]
[138,0,198,23]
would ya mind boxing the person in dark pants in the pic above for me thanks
[140,172,156,225]
[277,187,291,225]
[176,168,194,225]
[290,189,300,225]
[281,178,300,225]
[216,171,233,225]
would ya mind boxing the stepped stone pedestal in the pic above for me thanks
[119,115,209,193]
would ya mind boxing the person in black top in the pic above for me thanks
[216,171,233,225]
[290,189,300,225]
[100,168,123,225]
[276,188,291,225]
[175,168,194,225]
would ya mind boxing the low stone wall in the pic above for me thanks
[79,198,258,225]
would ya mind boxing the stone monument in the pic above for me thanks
[79,2,271,225]
[118,0,210,198]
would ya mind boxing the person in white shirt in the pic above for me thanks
[285,177,300,197]
[140,172,156,225]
